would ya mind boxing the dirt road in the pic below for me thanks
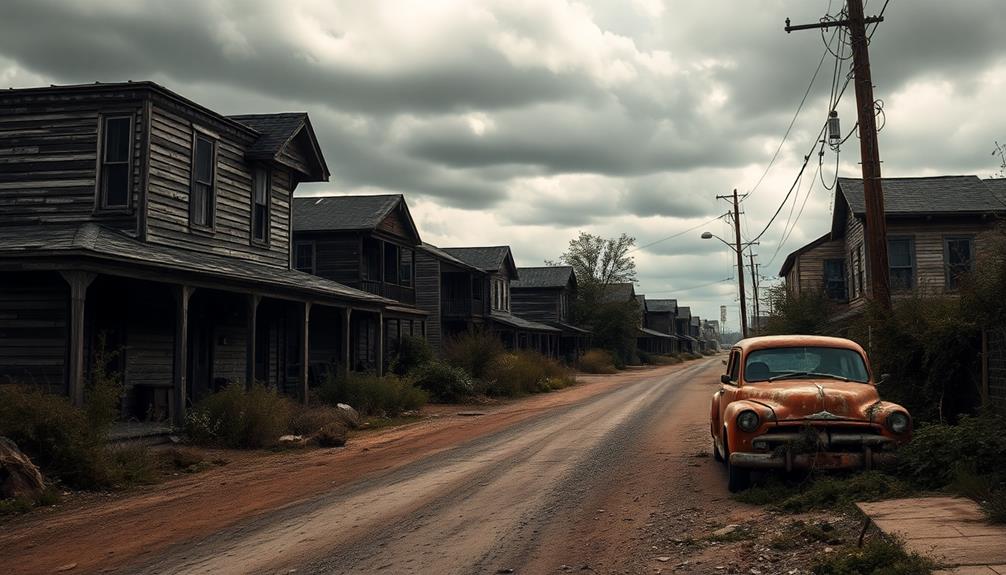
[2,357,750,575]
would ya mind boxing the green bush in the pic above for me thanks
[896,415,1006,489]
[318,372,428,417]
[413,361,475,402]
[185,383,294,449]
[736,472,912,514]
[812,536,934,575]
[443,329,505,381]
[389,335,434,376]
[577,348,618,374]
[486,351,576,397]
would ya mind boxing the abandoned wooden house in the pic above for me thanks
[690,316,706,352]
[291,194,428,371]
[780,175,1006,320]
[675,306,698,353]
[0,81,405,425]
[636,296,675,355]
[510,266,591,362]
[413,242,490,353]
[437,246,560,356]
[643,298,681,354]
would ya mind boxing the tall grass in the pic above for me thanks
[443,329,505,381]
[185,383,294,449]
[486,351,576,397]
[317,372,428,416]
[577,349,618,374]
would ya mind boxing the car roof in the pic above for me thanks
[732,335,866,355]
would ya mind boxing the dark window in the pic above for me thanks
[945,236,974,290]
[728,350,740,382]
[472,276,483,300]
[363,237,382,281]
[399,248,413,287]
[823,259,847,300]
[190,135,216,228]
[384,243,399,284]
[888,237,915,290]
[294,242,315,274]
[252,167,270,243]
[99,116,131,208]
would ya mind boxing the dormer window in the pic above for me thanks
[190,133,216,229]
[252,166,270,243]
[98,115,132,209]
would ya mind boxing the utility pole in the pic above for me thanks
[748,252,760,333]
[786,0,891,311]
[718,189,748,338]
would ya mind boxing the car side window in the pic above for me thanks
[728,350,740,382]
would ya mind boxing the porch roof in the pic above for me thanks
[638,327,676,339]
[490,311,561,333]
[548,321,592,335]
[0,223,414,311]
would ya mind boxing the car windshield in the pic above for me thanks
[744,346,870,383]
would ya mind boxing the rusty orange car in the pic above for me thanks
[710,335,912,492]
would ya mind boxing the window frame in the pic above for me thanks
[887,236,916,291]
[95,113,134,212]
[943,235,975,291]
[399,247,414,288]
[294,241,316,275]
[823,258,847,301]
[189,130,218,231]
[251,165,271,245]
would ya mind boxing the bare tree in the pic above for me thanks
[549,232,637,287]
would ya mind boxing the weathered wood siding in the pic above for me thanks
[377,207,416,242]
[846,214,868,313]
[790,239,845,297]
[886,219,996,296]
[145,101,292,268]
[300,232,361,286]
[0,273,67,391]
[415,250,443,351]
[0,93,143,231]
[645,311,674,335]
[511,287,560,323]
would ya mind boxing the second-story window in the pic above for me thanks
[98,115,132,209]
[888,237,915,290]
[945,236,974,291]
[190,134,216,228]
[294,241,315,274]
[252,167,270,243]
[384,243,399,284]
[823,259,847,301]
[399,248,413,287]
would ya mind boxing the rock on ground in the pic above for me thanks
[0,436,45,499]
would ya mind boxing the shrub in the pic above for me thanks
[486,351,576,396]
[164,447,205,470]
[811,536,934,575]
[109,446,158,486]
[389,335,434,376]
[895,415,1006,490]
[288,405,353,436]
[317,372,428,417]
[0,487,61,517]
[645,354,682,366]
[315,424,348,447]
[185,383,294,449]
[413,361,475,402]
[443,329,505,381]
[577,349,618,374]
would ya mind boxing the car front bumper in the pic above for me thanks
[730,450,896,471]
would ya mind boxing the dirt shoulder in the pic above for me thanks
[0,362,698,575]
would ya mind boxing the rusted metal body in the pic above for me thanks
[711,335,911,489]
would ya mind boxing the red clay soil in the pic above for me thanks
[0,362,703,575]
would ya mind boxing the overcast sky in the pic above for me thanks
[3,0,1005,332]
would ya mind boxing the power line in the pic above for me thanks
[629,212,729,254]
[644,277,734,294]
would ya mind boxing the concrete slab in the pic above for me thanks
[857,497,1006,569]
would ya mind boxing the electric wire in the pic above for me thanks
[629,212,729,254]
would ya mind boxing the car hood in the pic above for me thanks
[741,380,881,422]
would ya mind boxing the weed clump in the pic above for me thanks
[185,383,294,449]
[486,351,575,397]
[811,536,934,575]
[443,329,505,381]
[577,349,618,374]
[317,373,427,417]
[412,361,475,402]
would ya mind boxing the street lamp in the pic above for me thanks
[702,230,749,339]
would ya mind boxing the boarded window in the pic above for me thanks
[252,167,270,242]
[190,135,216,227]
[384,243,399,284]
[294,242,315,274]
[100,116,131,208]
[945,236,974,290]
[888,237,915,290]
[399,248,413,287]
[823,259,847,301]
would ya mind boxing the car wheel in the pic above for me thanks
[724,433,750,493]
[712,435,724,463]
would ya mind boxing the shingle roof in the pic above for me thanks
[490,311,560,332]
[0,223,410,310]
[639,327,676,339]
[229,113,306,157]
[292,194,413,235]
[677,306,692,319]
[691,316,701,327]
[837,176,1006,215]
[646,299,678,313]
[419,243,483,273]
[597,283,636,303]
[441,246,513,274]
[511,266,573,289]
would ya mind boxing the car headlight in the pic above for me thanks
[737,410,760,433]
[887,411,910,434]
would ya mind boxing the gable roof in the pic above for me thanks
[511,266,575,289]
[292,194,420,242]
[441,246,518,277]
[778,233,833,277]
[677,306,692,320]
[646,299,678,313]
[418,243,483,274]
[229,113,330,182]
[599,282,636,303]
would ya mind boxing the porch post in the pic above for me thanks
[60,271,96,407]
[302,302,311,404]
[172,285,194,427]
[376,310,384,377]
[342,307,352,376]
[246,294,261,388]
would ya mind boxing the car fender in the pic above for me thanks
[710,390,723,438]
[722,400,774,454]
